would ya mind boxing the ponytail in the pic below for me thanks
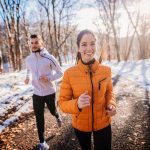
[76,52,81,64]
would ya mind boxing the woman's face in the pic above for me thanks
[78,33,96,63]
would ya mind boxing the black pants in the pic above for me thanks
[32,93,59,143]
[74,125,112,150]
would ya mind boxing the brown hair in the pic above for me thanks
[76,29,95,63]
[31,34,43,41]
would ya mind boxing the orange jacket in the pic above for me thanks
[58,60,116,132]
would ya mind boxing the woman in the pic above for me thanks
[58,29,116,150]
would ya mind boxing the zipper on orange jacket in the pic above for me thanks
[89,65,94,131]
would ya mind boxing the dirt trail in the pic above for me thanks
[0,75,150,150]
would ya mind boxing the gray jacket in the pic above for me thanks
[26,48,63,96]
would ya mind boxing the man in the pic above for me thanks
[24,34,63,150]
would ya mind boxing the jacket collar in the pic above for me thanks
[77,59,99,74]
[32,49,41,53]
[31,48,47,56]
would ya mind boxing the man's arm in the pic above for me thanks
[47,55,63,81]
[24,69,30,84]
[24,58,30,84]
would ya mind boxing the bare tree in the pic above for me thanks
[15,0,22,70]
[0,0,16,70]
[21,11,30,54]
[0,49,3,73]
[0,0,27,70]
[124,12,140,60]
[38,0,54,54]
[38,0,77,65]
[93,21,106,62]
[96,0,121,62]
[138,15,150,59]
[121,0,143,60]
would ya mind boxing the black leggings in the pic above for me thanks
[32,93,59,143]
[74,125,112,150]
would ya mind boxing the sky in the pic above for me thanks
[23,0,150,37]
[74,7,99,32]
[74,0,150,37]
[0,0,150,37]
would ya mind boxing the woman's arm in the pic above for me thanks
[105,68,116,107]
[58,71,80,114]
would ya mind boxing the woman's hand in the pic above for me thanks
[106,104,116,116]
[77,92,91,109]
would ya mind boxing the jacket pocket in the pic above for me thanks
[98,78,107,90]
[97,78,107,104]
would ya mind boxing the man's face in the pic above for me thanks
[31,38,43,51]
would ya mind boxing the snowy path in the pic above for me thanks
[0,59,150,134]
[0,74,149,150]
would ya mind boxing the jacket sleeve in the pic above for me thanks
[58,71,80,114]
[25,69,30,80]
[105,68,116,107]
[47,55,63,81]
[25,58,31,80]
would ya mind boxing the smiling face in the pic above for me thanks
[78,33,96,63]
[30,37,43,51]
